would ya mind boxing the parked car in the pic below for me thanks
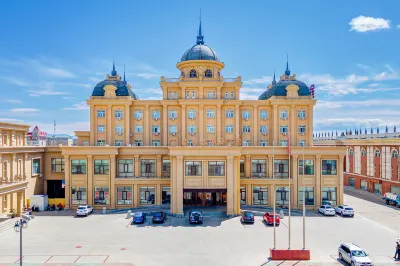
[263,212,280,226]
[189,210,203,224]
[322,200,334,206]
[335,205,354,217]
[338,243,373,265]
[318,205,335,216]
[152,211,166,223]
[76,205,93,217]
[132,212,146,224]
[240,211,255,224]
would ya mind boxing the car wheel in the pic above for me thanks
[341,212,343,217]
[351,262,355,266]
[339,253,343,261]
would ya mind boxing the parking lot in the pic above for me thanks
[0,191,399,266]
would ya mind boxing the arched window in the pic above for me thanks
[392,150,399,158]
[189,69,197,78]
[374,149,380,158]
[349,149,354,156]
[205,69,213,78]
[361,149,366,156]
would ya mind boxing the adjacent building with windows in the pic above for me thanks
[38,21,345,215]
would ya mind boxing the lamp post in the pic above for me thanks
[302,142,306,249]
[14,218,27,266]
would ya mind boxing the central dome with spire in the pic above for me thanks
[180,18,219,62]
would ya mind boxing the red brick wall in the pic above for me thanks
[392,156,398,182]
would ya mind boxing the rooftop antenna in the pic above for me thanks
[196,9,204,45]
[123,64,126,82]
[285,54,290,76]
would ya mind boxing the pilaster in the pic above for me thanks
[338,155,344,205]
[216,104,222,144]
[273,105,278,144]
[235,105,240,140]
[134,155,140,177]
[90,105,95,145]
[292,154,298,208]
[16,191,23,215]
[246,184,252,205]
[11,154,17,180]
[267,155,273,178]
[156,184,161,205]
[308,105,314,146]
[125,105,130,145]
[156,155,162,178]
[133,184,139,207]
[11,130,15,146]
[87,155,93,206]
[110,155,116,208]
[290,105,295,145]
[176,156,183,214]
[253,105,258,146]
[107,105,112,145]
[64,155,70,209]
[226,156,234,215]
[245,155,251,178]
[163,105,168,146]
[199,104,204,144]
[144,105,150,146]
[315,155,321,206]
[181,105,186,142]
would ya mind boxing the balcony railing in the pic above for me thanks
[251,172,267,178]
[140,173,156,178]
[0,174,27,186]
[162,77,240,83]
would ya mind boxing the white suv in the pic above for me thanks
[336,205,354,217]
[318,205,335,216]
[338,243,373,265]
[76,205,93,217]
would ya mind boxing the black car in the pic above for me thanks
[189,210,203,224]
[152,211,166,223]
[241,211,254,223]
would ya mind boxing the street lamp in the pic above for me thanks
[14,218,27,266]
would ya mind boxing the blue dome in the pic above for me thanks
[258,79,310,100]
[181,44,219,62]
[92,79,139,99]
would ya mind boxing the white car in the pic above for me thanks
[318,205,335,216]
[76,205,93,217]
[338,243,373,265]
[335,205,354,217]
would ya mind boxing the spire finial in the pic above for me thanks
[111,61,117,76]
[196,9,204,45]
[123,64,126,82]
[272,68,276,85]
[285,54,290,76]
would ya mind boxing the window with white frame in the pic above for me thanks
[260,140,268,146]
[186,91,190,99]
[225,92,229,99]
[188,140,193,146]
[97,140,105,146]
[115,126,123,134]
[206,110,215,118]
[298,140,306,146]
[97,125,105,133]
[226,125,234,133]
[134,110,143,120]
[135,126,143,133]
[169,126,177,133]
[97,110,105,118]
[226,110,234,118]
[230,92,234,99]
[174,92,177,99]
[168,110,177,119]
[260,110,268,120]
[152,140,161,146]
[134,140,143,146]
[207,91,211,99]
[298,110,306,119]
[192,91,196,99]
[152,110,160,120]
[280,140,288,146]
[242,140,251,146]
[280,126,288,133]
[168,92,172,99]
[115,140,124,146]
[242,110,250,120]
[212,91,216,99]
[260,125,268,134]
[115,110,123,119]
[242,126,251,133]
[207,125,215,133]
[208,161,225,176]
[152,126,160,133]
[298,125,306,133]
[188,125,196,133]
[188,110,196,119]
[280,110,288,119]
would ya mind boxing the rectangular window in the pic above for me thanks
[134,111,143,120]
[360,180,368,191]
[51,158,64,173]
[298,110,306,119]
[274,160,289,178]
[188,140,193,146]
[97,110,105,118]
[298,125,306,133]
[94,160,109,175]
[207,125,215,133]
[115,140,123,146]
[186,91,190,99]
[94,187,109,205]
[168,92,172,99]
[242,110,250,120]
[226,110,234,118]
[207,91,211,99]
[135,126,143,133]
[134,140,143,146]
[298,140,306,146]
[71,187,86,205]
[140,186,155,205]
[322,160,337,175]
[252,160,266,177]
[374,183,382,194]
[212,91,216,99]
[240,160,245,177]
[230,91,234,99]
[276,186,289,206]
[32,159,40,175]
[162,186,171,204]
[253,186,268,205]
[192,91,196,98]
[225,125,234,133]
[152,140,161,146]
[299,160,314,175]
[260,125,268,134]
[115,126,123,134]
[117,186,133,205]
[188,125,196,133]
[118,159,133,178]
[152,126,160,133]
[225,92,229,99]
[174,92,177,99]
[321,187,337,205]
[242,126,251,133]
[242,140,251,146]
[169,126,177,133]
[115,110,123,119]
[97,125,105,133]
[97,140,105,146]
[206,110,215,118]
[260,140,268,146]
[299,187,314,206]
[240,187,246,204]
[280,140,288,146]
[260,110,268,120]
[208,161,225,176]
[168,110,177,119]
[349,177,355,187]
[188,110,196,119]
[280,110,288,119]
[152,110,160,120]
[185,161,202,176]
[162,160,171,177]
[141,160,155,177]
[280,126,288,133]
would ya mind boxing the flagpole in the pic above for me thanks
[302,142,306,249]
[273,140,276,249]
[288,131,291,250]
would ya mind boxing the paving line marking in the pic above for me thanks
[14,256,23,264]
[73,256,81,263]
[103,255,109,263]
[43,256,53,263]
[126,217,133,228]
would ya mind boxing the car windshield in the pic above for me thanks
[154,213,162,217]
[351,250,367,257]
[77,207,86,210]
[345,208,353,210]
[134,213,143,217]
[244,213,253,217]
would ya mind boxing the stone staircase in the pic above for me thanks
[0,217,19,234]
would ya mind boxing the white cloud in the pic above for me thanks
[9,108,40,112]
[27,121,89,136]
[0,118,25,123]
[27,89,68,96]
[243,76,272,85]
[62,96,76,100]
[42,67,76,78]
[349,16,390,32]
[0,77,30,86]
[62,102,89,110]
[135,73,159,79]
[316,99,400,109]
[240,92,258,100]
[88,76,102,83]
[241,87,266,93]
[397,25,400,29]
[4,99,22,104]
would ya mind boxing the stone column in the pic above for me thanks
[233,156,240,214]
[273,105,278,144]
[8,193,13,212]
[163,105,168,146]
[133,184,139,207]
[125,105,130,145]
[235,105,240,140]
[246,184,252,205]
[23,153,28,180]
[16,191,23,215]
[253,105,258,146]
[176,156,184,215]
[267,155,273,178]
[110,155,116,209]
[292,154,298,208]
[245,155,251,178]
[170,156,176,213]
[199,104,204,145]
[290,105,295,145]
[134,155,140,177]
[64,155,70,209]
[181,105,186,142]
[156,184,161,205]
[338,155,344,205]
[216,104,222,144]
[226,156,234,215]
[144,105,150,146]
[156,155,162,178]
[90,105,95,145]
[11,154,17,181]
[87,155,93,206]
[107,105,112,145]
[308,105,314,146]
[315,155,321,206]
[11,130,16,147]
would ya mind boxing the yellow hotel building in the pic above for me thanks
[1,22,346,216]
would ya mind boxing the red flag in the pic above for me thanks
[288,132,291,155]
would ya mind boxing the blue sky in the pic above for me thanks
[0,0,399,135]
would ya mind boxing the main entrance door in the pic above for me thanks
[183,189,227,207]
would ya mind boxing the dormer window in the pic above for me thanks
[190,69,197,78]
[205,69,213,78]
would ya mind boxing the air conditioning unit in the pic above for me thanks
[136,117,141,121]
[282,132,288,136]
[300,117,305,120]
[300,132,305,136]
[154,117,159,121]
[262,117,267,120]
[171,117,176,120]
[189,132,195,136]
[282,117,287,120]
[154,132,159,136]
[262,132,267,136]
[117,133,123,136]
[244,117,249,121]
[171,132,176,136]
[189,116,195,120]
[117,117,122,120]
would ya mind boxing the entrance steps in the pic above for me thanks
[0,217,19,234]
